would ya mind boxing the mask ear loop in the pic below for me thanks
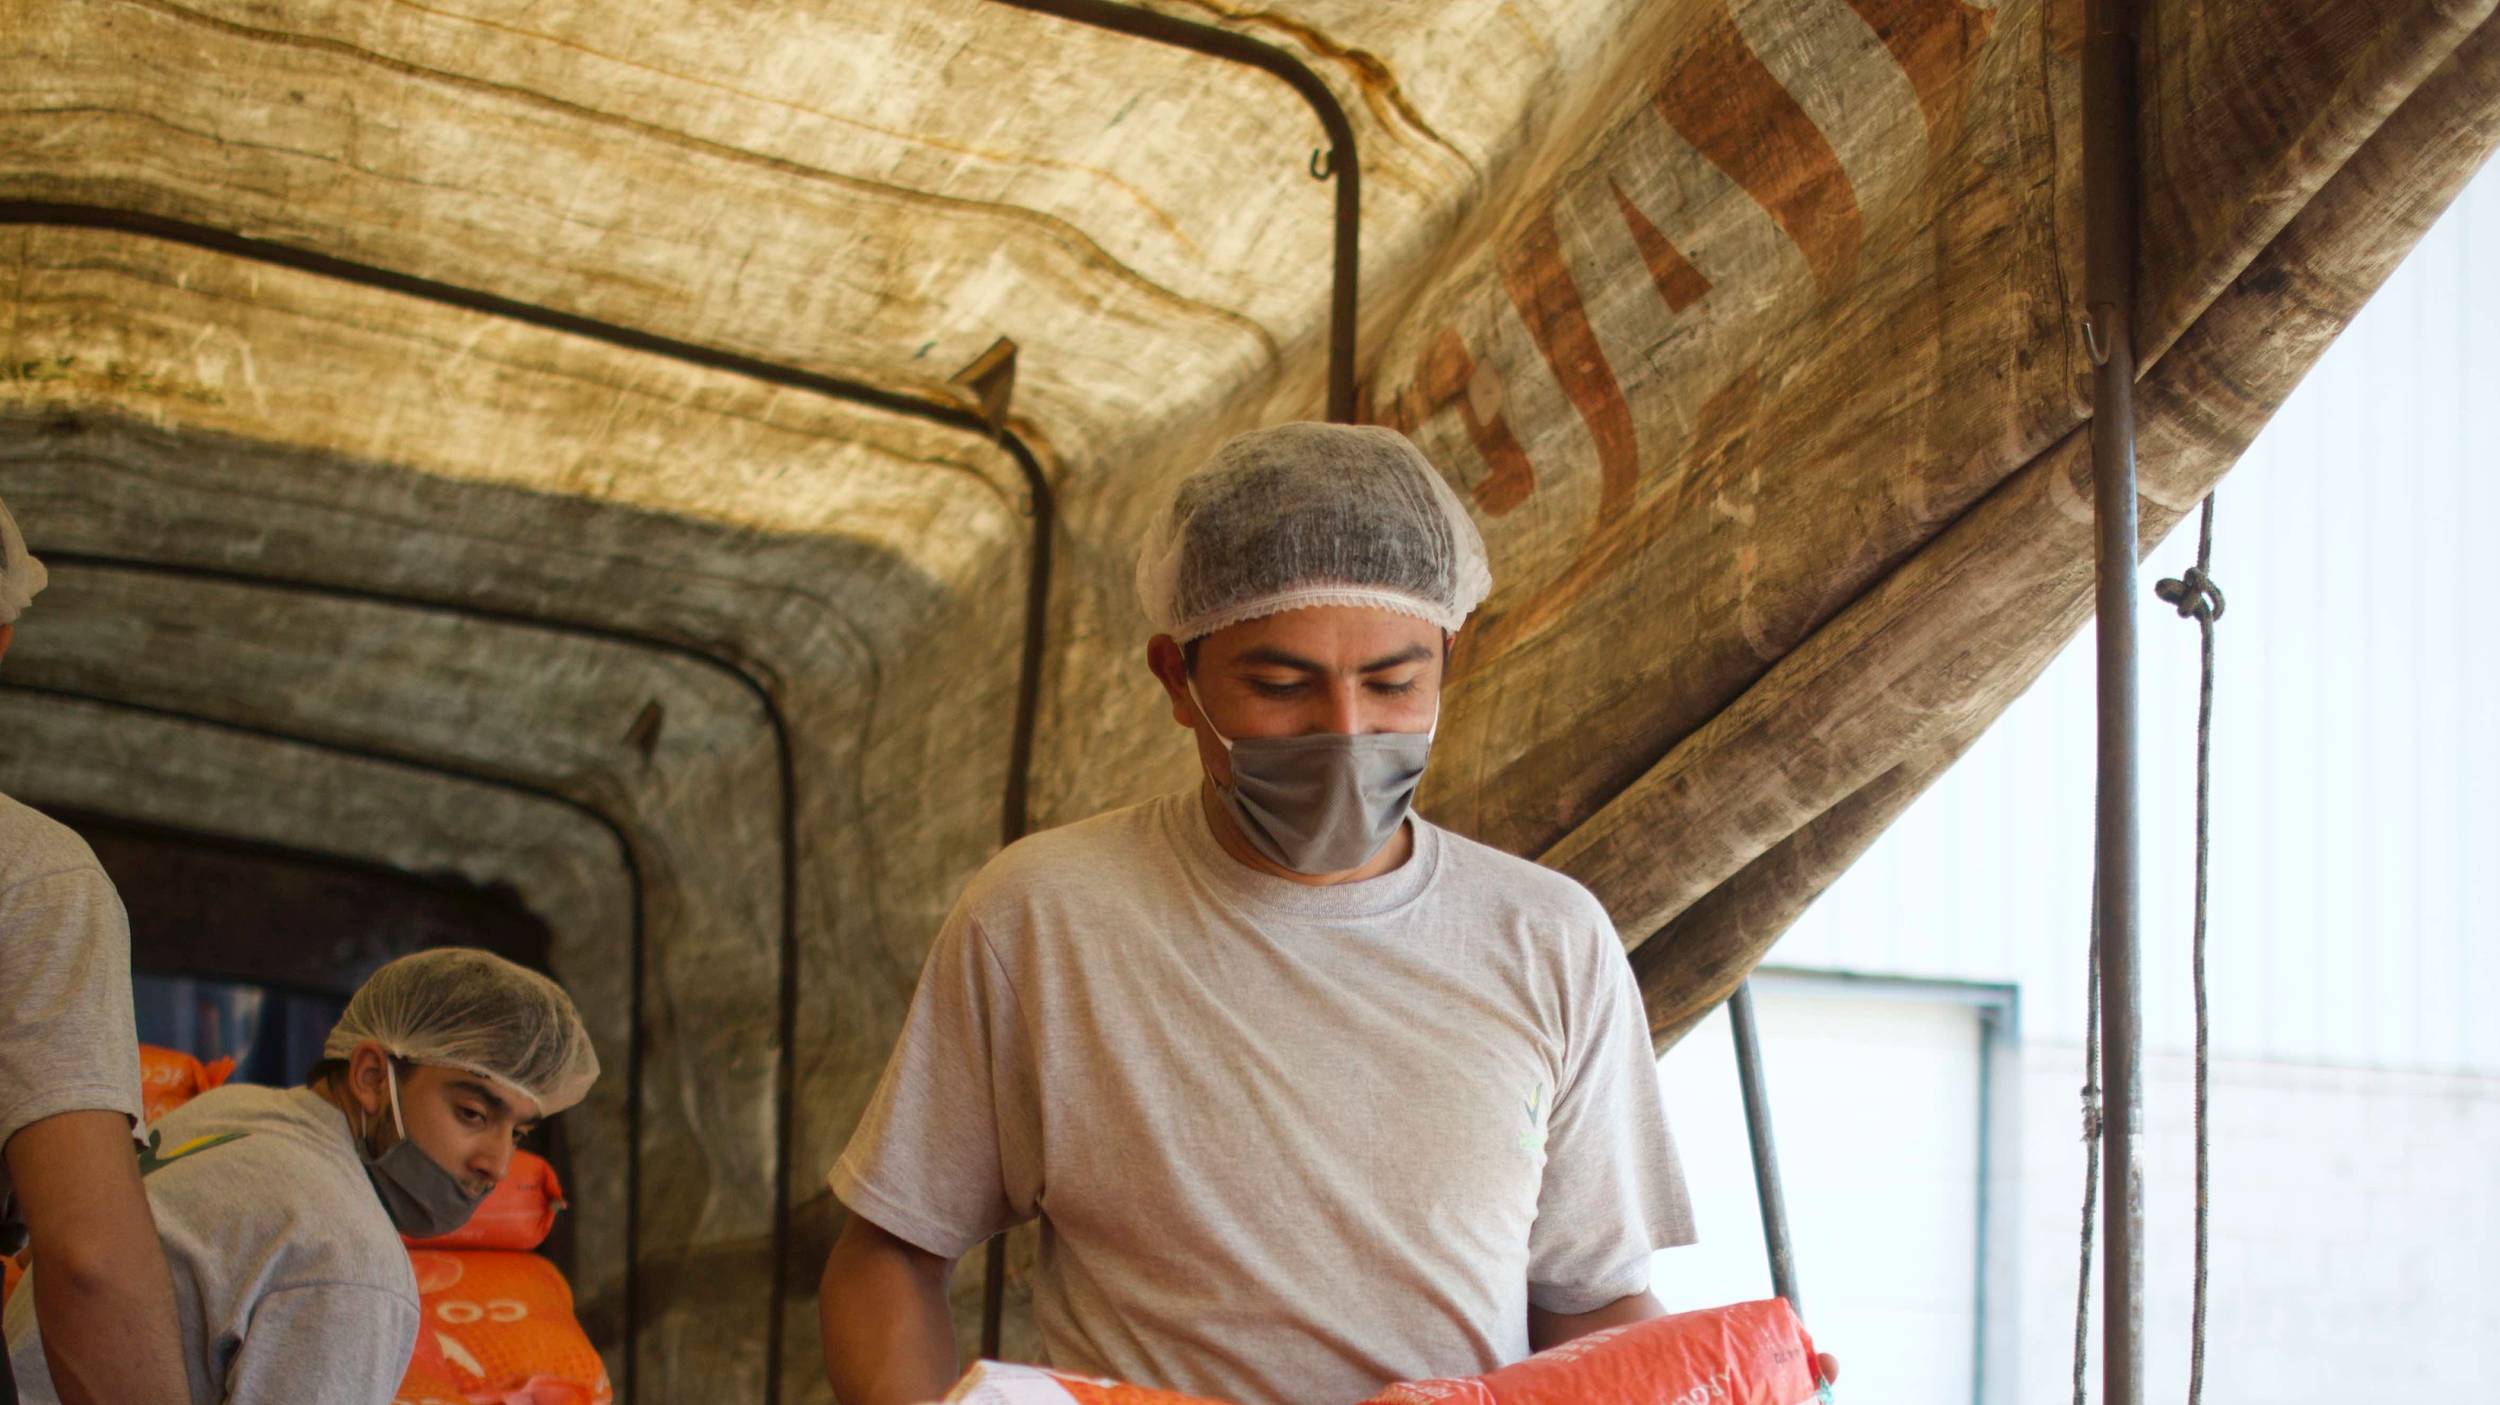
[1183,672,1234,752]
[383,1055,409,1140]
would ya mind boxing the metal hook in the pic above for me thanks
[1309,146,1336,180]
[2082,313,2110,367]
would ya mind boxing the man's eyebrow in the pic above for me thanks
[1358,644,1436,672]
[449,1079,514,1120]
[1232,644,1327,673]
[1230,643,1435,674]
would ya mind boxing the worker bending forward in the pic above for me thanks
[4,948,600,1405]
[821,423,1696,1405]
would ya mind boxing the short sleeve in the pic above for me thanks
[1525,922,1695,1314]
[0,862,144,1201]
[826,902,1038,1260]
[222,1282,420,1405]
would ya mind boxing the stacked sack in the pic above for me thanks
[394,1150,612,1405]
[139,1044,236,1124]
[934,1299,1827,1405]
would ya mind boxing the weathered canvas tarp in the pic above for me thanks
[2,0,2493,1398]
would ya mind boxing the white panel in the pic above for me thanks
[1657,984,1984,1405]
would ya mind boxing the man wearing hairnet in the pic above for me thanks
[0,493,192,1405]
[822,424,1741,1405]
[4,947,600,1405]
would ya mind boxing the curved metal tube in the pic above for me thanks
[987,0,1363,422]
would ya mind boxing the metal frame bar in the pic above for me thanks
[2080,0,2147,1399]
[2,201,1059,1404]
[1726,980,1801,1313]
[989,0,1362,423]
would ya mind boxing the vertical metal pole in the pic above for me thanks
[2082,0,2146,1401]
[1728,981,1802,1315]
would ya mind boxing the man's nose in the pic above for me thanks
[474,1138,514,1187]
[1318,681,1363,734]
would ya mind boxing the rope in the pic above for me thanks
[2154,497,2222,1405]
[2074,495,2222,1405]
[2071,839,2102,1405]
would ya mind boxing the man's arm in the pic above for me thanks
[819,1213,961,1405]
[1526,1288,1666,1352]
[6,1110,192,1405]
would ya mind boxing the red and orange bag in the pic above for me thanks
[1362,1299,1824,1405]
[934,1299,1823,1405]
[138,1043,236,1125]
[397,1250,612,1405]
[404,1150,566,1253]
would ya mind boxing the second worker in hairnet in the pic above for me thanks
[3,947,600,1405]
[821,423,1697,1405]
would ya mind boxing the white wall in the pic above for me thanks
[2011,1045,2500,1404]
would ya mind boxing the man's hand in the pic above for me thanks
[5,1110,191,1405]
[819,1212,962,1405]
[1527,1290,1839,1386]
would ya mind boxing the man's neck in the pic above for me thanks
[308,1074,369,1144]
[1195,778,1412,886]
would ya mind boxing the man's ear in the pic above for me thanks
[345,1043,392,1119]
[1146,634,1196,728]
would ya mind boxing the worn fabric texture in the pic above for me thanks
[830,790,1691,1405]
[3,1084,421,1405]
[0,792,141,1206]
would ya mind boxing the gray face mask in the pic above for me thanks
[355,1061,488,1240]
[1190,676,1435,874]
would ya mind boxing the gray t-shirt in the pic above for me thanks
[0,792,143,1205]
[4,1084,422,1405]
[829,789,1694,1405]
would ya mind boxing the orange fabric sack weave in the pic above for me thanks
[404,1150,566,1252]
[138,1044,236,1125]
[1361,1299,1824,1405]
[397,1250,611,1405]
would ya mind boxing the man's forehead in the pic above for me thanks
[423,1066,543,1122]
[1200,606,1444,666]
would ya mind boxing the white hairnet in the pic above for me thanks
[1135,422,1493,642]
[324,948,600,1118]
[0,494,49,626]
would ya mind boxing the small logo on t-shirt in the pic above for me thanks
[1515,1082,1549,1156]
[136,1128,247,1178]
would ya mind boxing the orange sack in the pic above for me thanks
[1362,1299,1824,1405]
[398,1250,611,1405]
[935,1300,1820,1405]
[404,1150,566,1253]
[138,1044,236,1125]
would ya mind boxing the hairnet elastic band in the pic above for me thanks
[1174,585,1465,642]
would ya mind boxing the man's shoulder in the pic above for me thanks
[961,792,1179,910]
[149,1086,414,1295]
[0,792,105,887]
[1425,820,1616,933]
